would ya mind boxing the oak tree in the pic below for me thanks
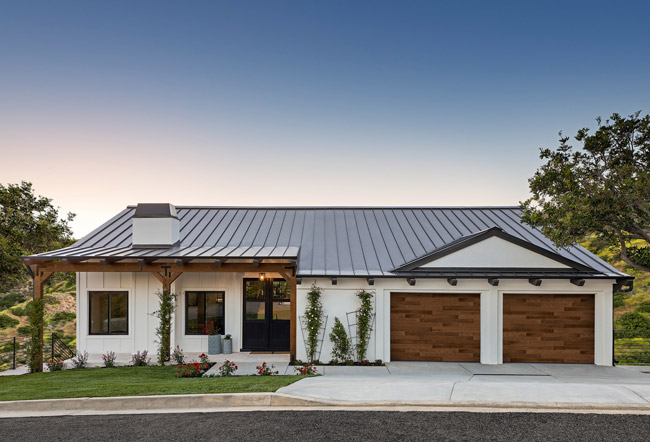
[521,112,650,272]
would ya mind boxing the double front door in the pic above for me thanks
[242,278,291,351]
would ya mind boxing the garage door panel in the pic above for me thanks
[391,293,481,362]
[503,294,594,364]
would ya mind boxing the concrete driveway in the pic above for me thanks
[277,362,650,406]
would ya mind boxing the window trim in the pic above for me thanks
[184,291,225,336]
[88,291,129,336]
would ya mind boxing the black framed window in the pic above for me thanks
[185,291,225,335]
[89,291,128,335]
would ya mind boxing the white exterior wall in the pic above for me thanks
[77,271,260,356]
[77,272,615,366]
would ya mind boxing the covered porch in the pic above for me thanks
[24,259,298,372]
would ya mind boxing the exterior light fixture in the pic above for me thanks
[259,273,265,281]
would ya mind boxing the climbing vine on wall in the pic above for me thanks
[27,298,44,373]
[355,290,374,361]
[304,284,324,362]
[152,289,177,365]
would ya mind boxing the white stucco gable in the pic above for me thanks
[418,235,571,268]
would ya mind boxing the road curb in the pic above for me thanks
[2,393,650,416]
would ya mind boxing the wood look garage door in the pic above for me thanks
[390,293,481,362]
[503,294,594,363]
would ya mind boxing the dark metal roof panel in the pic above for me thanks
[28,206,629,278]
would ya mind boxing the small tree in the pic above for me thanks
[303,284,323,363]
[329,317,352,362]
[152,289,177,365]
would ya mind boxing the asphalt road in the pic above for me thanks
[2,411,650,441]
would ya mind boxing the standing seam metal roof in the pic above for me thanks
[28,206,627,278]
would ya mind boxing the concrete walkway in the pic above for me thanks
[277,362,650,406]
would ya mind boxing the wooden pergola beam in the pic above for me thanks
[28,261,293,274]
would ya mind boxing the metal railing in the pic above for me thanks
[614,329,650,365]
[0,336,29,371]
[51,332,75,361]
[0,332,76,371]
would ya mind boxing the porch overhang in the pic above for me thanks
[22,255,299,371]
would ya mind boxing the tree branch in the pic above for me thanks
[616,228,650,272]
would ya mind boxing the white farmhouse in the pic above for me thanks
[25,203,633,366]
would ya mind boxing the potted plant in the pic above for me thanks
[206,320,221,354]
[223,334,232,354]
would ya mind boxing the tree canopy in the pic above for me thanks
[521,112,650,272]
[0,181,75,291]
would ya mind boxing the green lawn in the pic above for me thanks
[0,366,304,401]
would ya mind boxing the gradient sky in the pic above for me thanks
[1,1,649,237]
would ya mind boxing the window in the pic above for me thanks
[186,291,225,335]
[89,291,128,335]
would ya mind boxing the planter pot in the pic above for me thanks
[223,339,232,354]
[208,335,222,355]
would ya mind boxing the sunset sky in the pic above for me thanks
[1,1,649,237]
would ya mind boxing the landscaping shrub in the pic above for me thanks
[43,295,59,305]
[172,345,185,365]
[218,360,238,377]
[17,325,31,336]
[177,362,209,378]
[329,316,352,363]
[51,311,76,323]
[199,353,210,365]
[0,314,19,329]
[256,362,279,376]
[0,293,25,310]
[636,301,650,314]
[102,351,117,368]
[10,305,28,316]
[46,358,64,372]
[72,351,89,369]
[294,362,318,375]
[613,293,625,309]
[616,312,650,336]
[131,350,150,366]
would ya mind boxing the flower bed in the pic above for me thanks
[177,362,213,377]
[289,359,385,367]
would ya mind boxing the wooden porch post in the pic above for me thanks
[290,276,297,363]
[280,269,298,363]
[32,268,53,372]
[152,270,183,361]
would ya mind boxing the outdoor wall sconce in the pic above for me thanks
[259,273,265,281]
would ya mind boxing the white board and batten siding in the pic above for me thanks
[78,272,615,366]
[77,271,161,355]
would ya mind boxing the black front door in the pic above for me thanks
[242,278,291,351]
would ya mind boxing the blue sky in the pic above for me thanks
[1,1,649,236]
